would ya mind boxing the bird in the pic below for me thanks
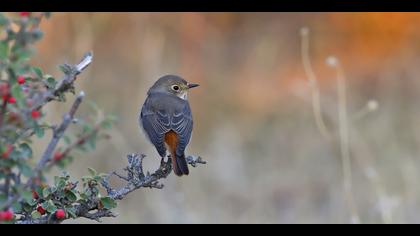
[140,75,199,176]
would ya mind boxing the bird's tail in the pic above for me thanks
[171,152,189,176]
[165,130,189,176]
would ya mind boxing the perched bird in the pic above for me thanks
[140,75,199,176]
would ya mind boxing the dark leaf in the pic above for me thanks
[65,190,77,202]
[34,125,45,138]
[32,67,43,79]
[31,211,42,219]
[18,163,34,178]
[10,84,24,107]
[100,197,117,210]
[58,64,72,75]
[42,187,51,198]
[0,41,9,60]
[45,200,57,213]
[19,143,33,158]
[54,176,66,189]
[45,76,57,89]
[65,206,77,219]
[87,167,97,176]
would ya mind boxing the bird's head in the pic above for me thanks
[149,75,199,100]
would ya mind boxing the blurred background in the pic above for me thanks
[26,12,420,223]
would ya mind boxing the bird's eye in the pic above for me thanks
[172,85,180,91]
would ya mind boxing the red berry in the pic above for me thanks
[2,145,13,159]
[7,96,16,104]
[19,12,30,17]
[55,209,66,219]
[36,205,46,215]
[32,190,39,200]
[53,151,63,161]
[17,76,26,85]
[31,110,41,119]
[0,210,14,221]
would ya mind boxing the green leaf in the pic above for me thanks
[65,206,77,219]
[58,64,72,75]
[31,211,42,219]
[45,76,57,89]
[18,163,34,178]
[87,167,97,176]
[20,190,33,202]
[10,84,24,107]
[15,48,33,63]
[65,190,77,202]
[57,93,66,102]
[41,201,49,210]
[50,186,57,194]
[100,197,117,210]
[54,176,66,189]
[12,201,22,213]
[42,187,51,198]
[46,200,57,213]
[0,41,9,60]
[79,192,88,200]
[19,143,33,158]
[23,203,33,212]
[26,198,38,207]
[34,125,45,138]
[93,175,103,182]
[32,67,43,79]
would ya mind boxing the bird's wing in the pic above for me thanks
[171,103,193,156]
[140,104,171,157]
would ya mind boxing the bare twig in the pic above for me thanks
[36,91,85,171]
[0,99,8,133]
[31,52,93,111]
[102,154,206,200]
[46,120,103,169]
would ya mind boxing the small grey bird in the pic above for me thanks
[140,75,199,176]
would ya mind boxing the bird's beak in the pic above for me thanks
[188,83,199,89]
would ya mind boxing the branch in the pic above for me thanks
[0,52,93,212]
[31,52,93,111]
[14,153,206,224]
[0,92,86,212]
[0,99,7,132]
[102,154,206,200]
[36,91,85,171]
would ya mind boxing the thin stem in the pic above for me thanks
[335,61,360,224]
[300,28,331,140]
[0,99,8,134]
